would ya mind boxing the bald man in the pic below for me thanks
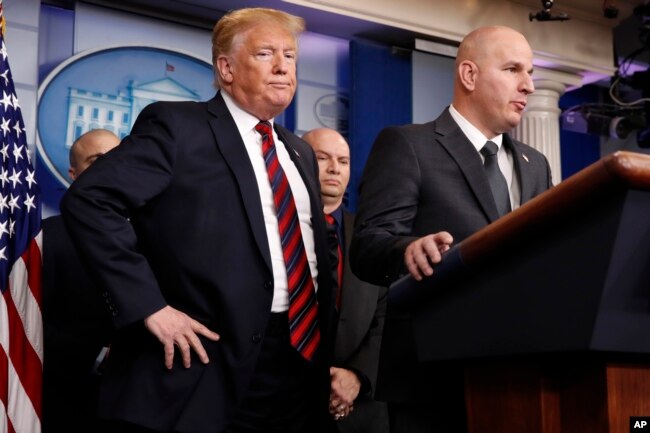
[43,129,120,433]
[350,26,553,433]
[68,129,122,180]
[303,128,389,433]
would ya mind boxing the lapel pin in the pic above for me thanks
[522,153,529,163]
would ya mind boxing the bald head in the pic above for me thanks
[456,26,524,67]
[68,129,120,181]
[302,128,350,213]
[452,26,534,138]
[302,128,348,150]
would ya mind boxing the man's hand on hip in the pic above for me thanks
[144,305,220,369]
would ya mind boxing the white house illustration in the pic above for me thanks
[65,76,201,148]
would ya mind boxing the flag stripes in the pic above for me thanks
[0,5,43,432]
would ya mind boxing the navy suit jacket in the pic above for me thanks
[61,92,337,433]
[350,108,553,403]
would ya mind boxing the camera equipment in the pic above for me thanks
[529,0,570,22]
[603,0,619,19]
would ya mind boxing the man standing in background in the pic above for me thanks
[42,128,120,433]
[61,8,336,433]
[303,127,389,433]
[350,26,553,433]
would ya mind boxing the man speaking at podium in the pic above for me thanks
[350,26,553,433]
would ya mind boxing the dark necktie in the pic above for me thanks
[324,213,343,310]
[255,121,320,361]
[480,141,511,217]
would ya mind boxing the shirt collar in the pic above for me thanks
[329,205,344,227]
[449,104,503,152]
[220,90,273,138]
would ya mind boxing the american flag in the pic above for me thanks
[0,2,44,433]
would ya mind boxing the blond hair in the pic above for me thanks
[212,8,305,85]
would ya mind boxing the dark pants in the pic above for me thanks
[103,420,160,433]
[388,401,468,433]
[335,395,389,433]
[225,312,321,433]
[42,341,112,433]
[104,313,324,433]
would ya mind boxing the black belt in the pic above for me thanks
[267,312,289,336]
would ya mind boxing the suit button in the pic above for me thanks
[251,333,263,344]
[264,280,273,290]
[108,304,118,317]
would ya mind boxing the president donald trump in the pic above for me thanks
[62,8,336,433]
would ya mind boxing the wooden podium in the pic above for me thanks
[389,151,650,433]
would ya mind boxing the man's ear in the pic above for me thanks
[68,167,77,181]
[458,60,478,92]
[216,55,234,85]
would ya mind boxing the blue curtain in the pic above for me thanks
[559,85,601,179]
[347,39,412,212]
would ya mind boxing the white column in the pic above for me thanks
[511,79,566,185]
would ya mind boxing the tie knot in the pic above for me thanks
[324,213,336,226]
[481,141,499,158]
[255,121,272,138]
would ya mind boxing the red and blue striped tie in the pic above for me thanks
[324,213,343,310]
[256,121,320,361]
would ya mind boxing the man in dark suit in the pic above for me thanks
[350,26,554,433]
[61,8,336,433]
[302,128,389,433]
[42,128,120,433]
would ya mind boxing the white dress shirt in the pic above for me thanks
[222,91,318,312]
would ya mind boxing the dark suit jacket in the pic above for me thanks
[350,108,553,404]
[61,92,337,433]
[42,215,113,433]
[334,211,389,433]
[334,211,387,393]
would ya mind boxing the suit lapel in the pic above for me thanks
[340,211,376,314]
[275,125,319,198]
[207,93,272,272]
[435,109,501,222]
[342,211,355,297]
[504,134,534,204]
[275,125,324,236]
